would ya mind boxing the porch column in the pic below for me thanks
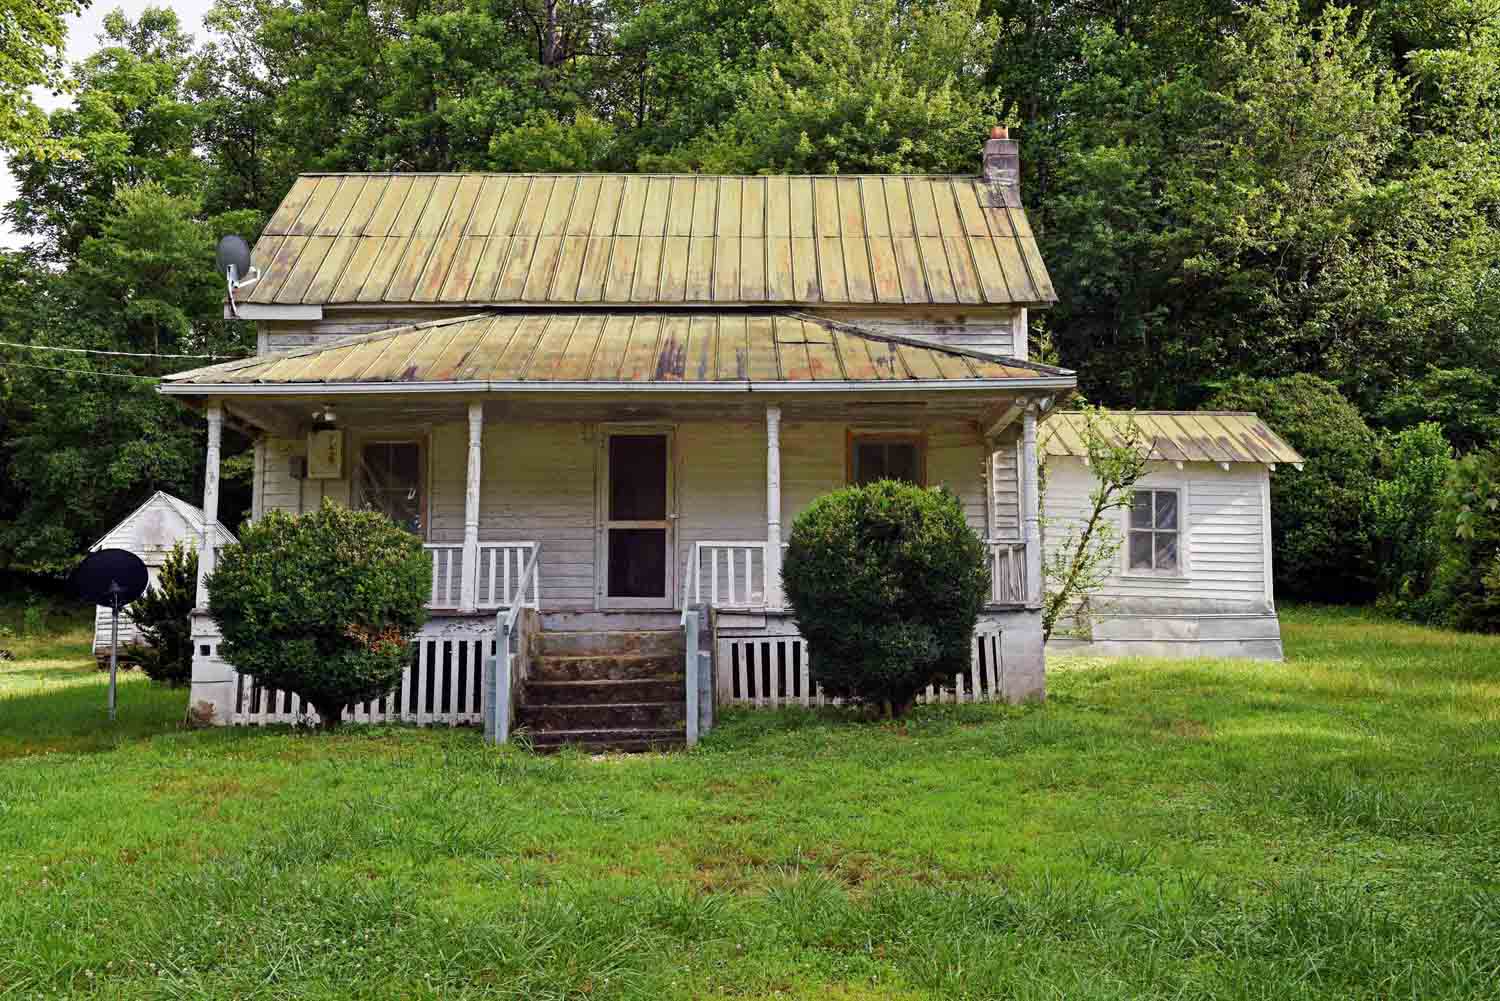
[1021,405,1042,608]
[459,401,483,613]
[196,400,223,609]
[765,404,783,609]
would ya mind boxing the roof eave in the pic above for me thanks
[158,376,1078,397]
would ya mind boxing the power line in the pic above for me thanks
[0,359,161,381]
[0,339,243,360]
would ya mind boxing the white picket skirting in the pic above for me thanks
[716,624,1006,707]
[424,541,538,610]
[230,630,496,727]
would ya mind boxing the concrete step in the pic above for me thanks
[541,611,684,632]
[536,629,684,658]
[526,727,686,753]
[530,653,683,682]
[524,678,681,705]
[520,700,686,730]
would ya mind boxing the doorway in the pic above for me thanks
[598,429,675,608]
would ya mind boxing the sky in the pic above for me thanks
[0,0,219,249]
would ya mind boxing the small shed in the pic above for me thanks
[1040,412,1303,660]
[88,492,236,656]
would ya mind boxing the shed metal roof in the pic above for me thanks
[163,312,1073,390]
[1040,411,1304,466]
[244,173,1056,309]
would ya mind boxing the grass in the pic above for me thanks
[0,604,1497,999]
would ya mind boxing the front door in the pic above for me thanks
[598,429,675,608]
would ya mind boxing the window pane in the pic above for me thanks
[359,443,422,534]
[1130,492,1153,529]
[1129,531,1154,569]
[608,528,667,597]
[886,444,919,484]
[1155,532,1179,571]
[609,435,668,520]
[854,443,887,484]
[1154,491,1178,530]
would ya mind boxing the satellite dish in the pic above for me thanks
[70,548,151,723]
[71,548,150,608]
[216,235,252,281]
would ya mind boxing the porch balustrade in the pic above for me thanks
[423,541,539,611]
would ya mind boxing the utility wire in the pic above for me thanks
[0,359,161,381]
[0,339,243,360]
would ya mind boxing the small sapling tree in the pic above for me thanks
[207,501,430,728]
[782,481,989,717]
[126,539,197,685]
[1040,407,1151,641]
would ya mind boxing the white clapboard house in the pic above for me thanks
[161,131,1078,748]
[1039,412,1303,660]
[88,492,236,660]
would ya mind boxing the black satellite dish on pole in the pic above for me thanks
[216,234,260,317]
[70,549,150,722]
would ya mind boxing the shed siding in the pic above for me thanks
[1041,459,1269,606]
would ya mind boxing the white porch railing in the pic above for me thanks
[487,543,542,743]
[424,541,539,610]
[229,621,495,727]
[715,624,1006,707]
[683,541,770,609]
[988,541,1028,605]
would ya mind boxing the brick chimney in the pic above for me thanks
[982,126,1021,208]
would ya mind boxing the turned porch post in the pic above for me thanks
[765,404,783,609]
[460,401,484,613]
[1021,405,1042,608]
[196,400,223,609]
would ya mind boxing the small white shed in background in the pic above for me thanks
[1039,412,1303,660]
[89,492,236,658]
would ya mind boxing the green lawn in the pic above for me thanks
[1,607,1497,999]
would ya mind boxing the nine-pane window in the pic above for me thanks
[851,437,923,486]
[1128,489,1179,572]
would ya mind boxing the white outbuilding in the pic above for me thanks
[1039,411,1303,660]
[88,492,236,658]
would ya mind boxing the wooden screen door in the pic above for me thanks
[599,429,675,608]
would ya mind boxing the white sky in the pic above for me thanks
[0,1,218,249]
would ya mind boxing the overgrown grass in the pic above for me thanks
[0,604,1496,998]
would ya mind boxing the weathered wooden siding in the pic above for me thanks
[1041,459,1270,606]
[991,434,1021,540]
[259,435,352,514]
[814,307,1021,360]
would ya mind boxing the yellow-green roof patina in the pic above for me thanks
[1041,411,1304,466]
[163,312,1074,390]
[244,173,1056,308]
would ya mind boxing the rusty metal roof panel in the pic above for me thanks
[166,311,1073,390]
[1040,412,1304,465]
[249,173,1057,308]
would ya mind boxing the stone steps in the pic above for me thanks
[519,623,687,752]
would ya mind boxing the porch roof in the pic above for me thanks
[241,173,1056,309]
[1041,411,1304,466]
[161,311,1075,394]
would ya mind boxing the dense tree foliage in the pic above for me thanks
[0,0,1496,603]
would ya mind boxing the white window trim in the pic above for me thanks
[1120,480,1191,580]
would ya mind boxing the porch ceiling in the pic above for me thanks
[162,311,1075,393]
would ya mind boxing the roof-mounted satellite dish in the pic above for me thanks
[70,548,151,722]
[217,234,260,317]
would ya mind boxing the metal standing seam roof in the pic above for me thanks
[243,173,1057,308]
[1040,411,1304,466]
[163,312,1075,388]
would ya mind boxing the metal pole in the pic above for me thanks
[108,590,119,722]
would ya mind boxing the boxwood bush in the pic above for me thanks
[782,481,988,716]
[207,501,430,728]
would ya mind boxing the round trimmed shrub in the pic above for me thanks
[782,481,989,716]
[207,501,430,728]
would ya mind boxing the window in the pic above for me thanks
[850,435,924,486]
[356,441,424,535]
[1128,489,1180,573]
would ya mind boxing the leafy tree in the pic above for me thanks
[208,502,430,728]
[1431,448,1500,633]
[126,539,197,685]
[1039,407,1150,641]
[1207,374,1379,602]
[782,481,989,717]
[1366,422,1454,614]
[0,0,87,159]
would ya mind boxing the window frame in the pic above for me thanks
[846,430,928,487]
[1120,483,1189,579]
[352,435,429,541]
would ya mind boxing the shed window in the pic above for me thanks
[851,436,924,486]
[1128,489,1180,572]
[356,441,424,535]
